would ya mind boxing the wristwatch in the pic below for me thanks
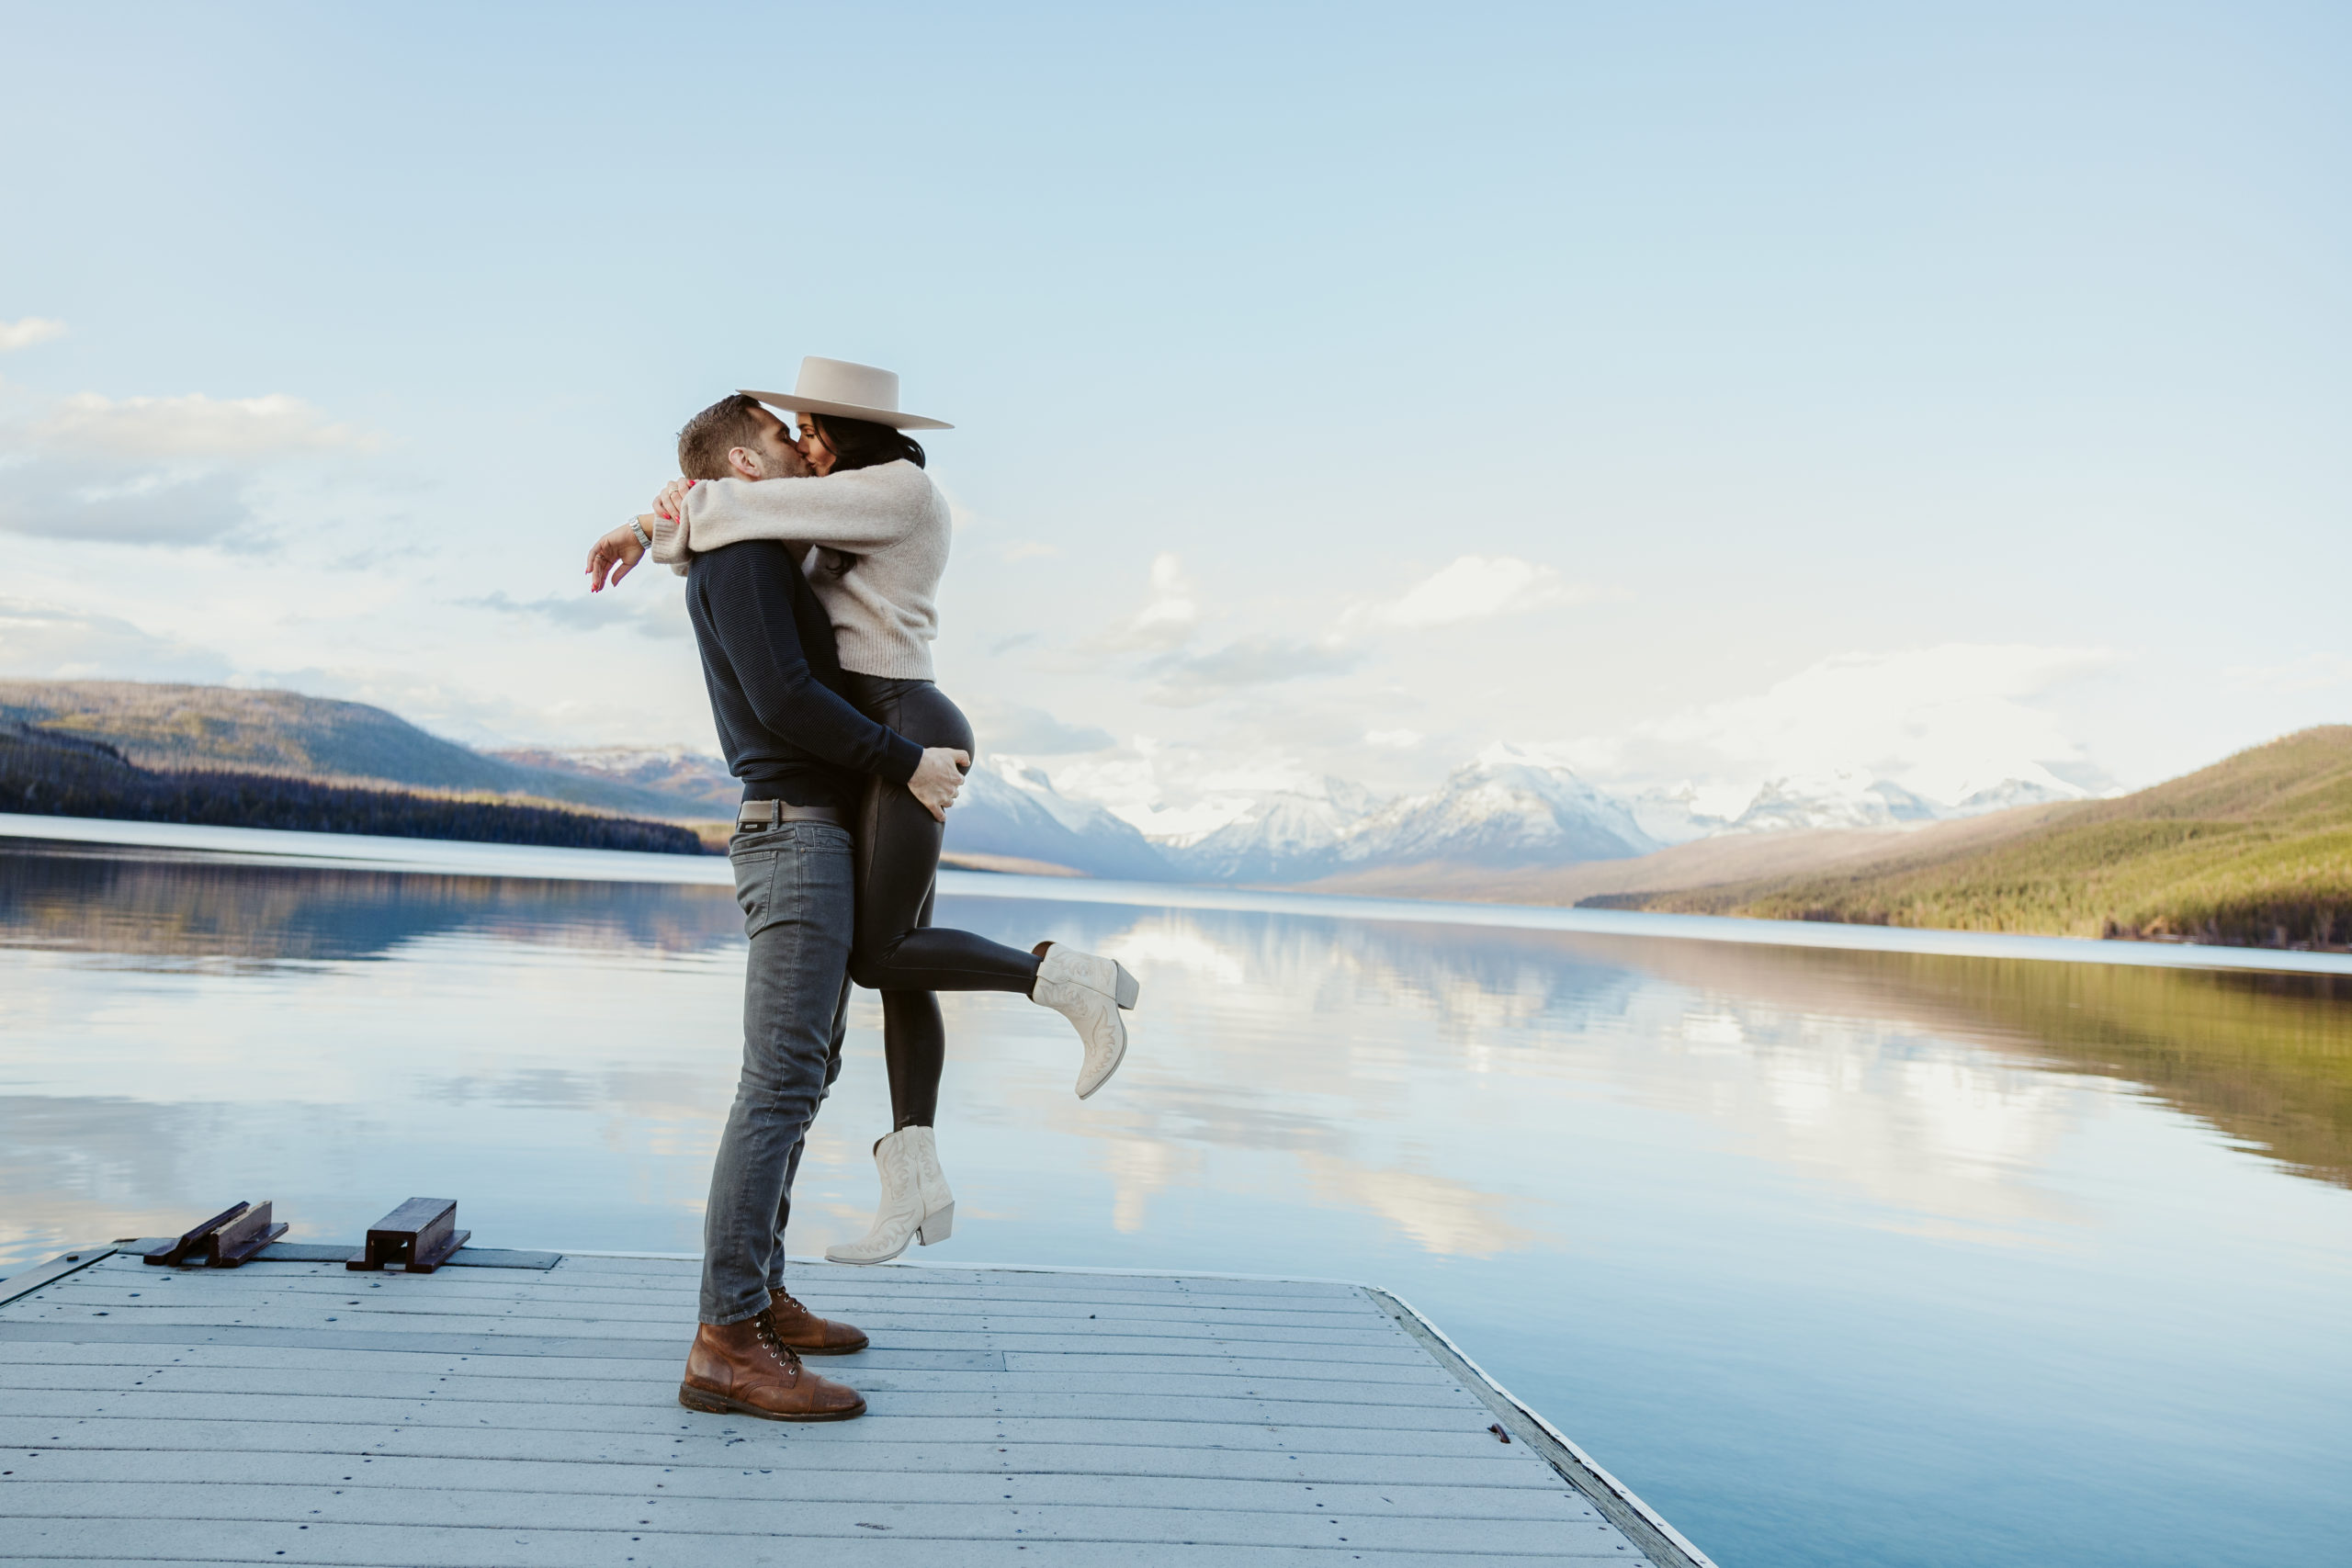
[628,517,653,551]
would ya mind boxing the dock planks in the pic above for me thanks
[0,1247,1709,1566]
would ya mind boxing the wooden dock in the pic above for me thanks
[0,1242,1713,1566]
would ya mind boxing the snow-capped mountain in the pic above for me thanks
[1125,756,1657,882]
[1944,771,2093,818]
[951,753,1656,884]
[1329,756,1658,871]
[944,757,1175,879]
[1158,777,1382,881]
[1711,763,2106,832]
[1721,772,1940,834]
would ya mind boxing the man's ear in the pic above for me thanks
[726,446,764,480]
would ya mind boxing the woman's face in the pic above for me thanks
[798,417,839,477]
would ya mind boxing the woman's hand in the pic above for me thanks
[907,747,971,823]
[654,479,693,522]
[585,522,650,592]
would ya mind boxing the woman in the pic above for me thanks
[587,357,1137,1266]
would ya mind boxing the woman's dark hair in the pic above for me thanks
[805,413,925,471]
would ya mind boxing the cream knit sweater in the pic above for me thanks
[652,459,949,681]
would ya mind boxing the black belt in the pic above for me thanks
[736,801,848,829]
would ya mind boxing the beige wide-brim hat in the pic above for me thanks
[742,356,953,431]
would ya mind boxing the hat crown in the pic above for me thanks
[739,358,950,430]
[794,356,899,416]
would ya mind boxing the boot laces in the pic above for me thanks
[752,1309,804,1375]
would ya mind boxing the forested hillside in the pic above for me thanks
[0,682,706,819]
[1,723,705,855]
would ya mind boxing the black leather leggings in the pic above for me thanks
[843,675,1043,1130]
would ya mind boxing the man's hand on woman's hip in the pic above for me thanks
[909,748,971,823]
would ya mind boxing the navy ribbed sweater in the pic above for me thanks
[684,539,922,812]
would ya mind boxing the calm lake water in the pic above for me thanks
[3,837,2347,1568]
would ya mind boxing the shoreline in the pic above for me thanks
[8,809,2350,979]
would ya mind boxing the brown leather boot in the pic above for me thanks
[679,1312,866,1422]
[768,1287,869,1356]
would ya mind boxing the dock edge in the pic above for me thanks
[1363,1286,1720,1568]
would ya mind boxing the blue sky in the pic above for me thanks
[3,3,2346,822]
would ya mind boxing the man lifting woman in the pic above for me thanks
[585,357,1137,1421]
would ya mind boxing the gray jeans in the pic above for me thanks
[699,820,855,1325]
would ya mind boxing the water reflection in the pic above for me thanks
[6,849,2349,1250]
[0,840,741,965]
[5,842,2349,1568]
[1592,936,2352,1190]
[1043,908,2094,1256]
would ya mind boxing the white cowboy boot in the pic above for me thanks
[826,1126,955,1265]
[905,1125,955,1246]
[1029,942,1141,1100]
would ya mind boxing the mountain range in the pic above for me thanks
[3,680,2105,888]
[927,745,2101,886]
[936,745,2098,885]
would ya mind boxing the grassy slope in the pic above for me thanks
[0,681,705,820]
[1599,726,2352,945]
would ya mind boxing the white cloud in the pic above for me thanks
[1632,644,2115,806]
[0,597,234,682]
[0,318,67,353]
[961,698,1114,754]
[460,589,691,641]
[1475,737,1622,773]
[1364,728,1424,749]
[2224,653,2352,694]
[1145,634,1360,707]
[1021,745,1161,830]
[0,389,377,546]
[1103,552,1200,649]
[1354,555,1592,630]
[31,391,369,459]
[0,465,258,547]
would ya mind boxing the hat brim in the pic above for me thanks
[740,389,954,432]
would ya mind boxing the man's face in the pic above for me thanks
[736,408,811,479]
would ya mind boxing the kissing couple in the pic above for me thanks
[585,357,1138,1423]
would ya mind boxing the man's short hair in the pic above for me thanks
[677,394,769,481]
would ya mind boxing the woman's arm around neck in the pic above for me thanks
[654,460,933,563]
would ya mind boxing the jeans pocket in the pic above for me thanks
[732,845,779,929]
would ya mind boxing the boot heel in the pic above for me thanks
[1113,963,1140,1010]
[678,1385,732,1415]
[917,1202,954,1246]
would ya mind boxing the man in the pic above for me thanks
[596,393,968,1421]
